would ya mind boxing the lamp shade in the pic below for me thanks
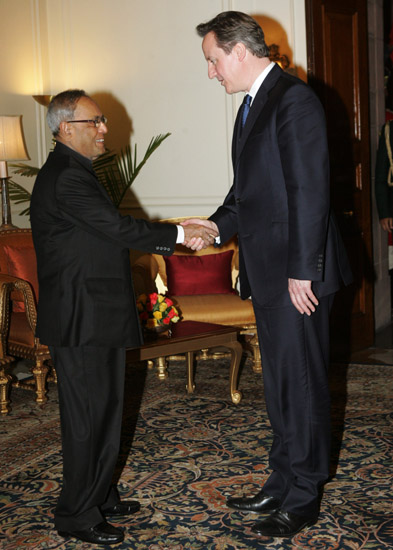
[0,116,30,162]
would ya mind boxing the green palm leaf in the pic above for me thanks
[8,180,32,216]
[9,163,40,178]
[94,133,171,208]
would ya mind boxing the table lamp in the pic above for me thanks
[0,115,30,230]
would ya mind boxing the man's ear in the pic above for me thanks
[58,121,72,141]
[233,42,247,62]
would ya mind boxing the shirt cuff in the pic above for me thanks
[176,225,185,243]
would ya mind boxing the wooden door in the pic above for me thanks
[306,0,374,357]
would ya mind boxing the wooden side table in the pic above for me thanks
[126,321,243,404]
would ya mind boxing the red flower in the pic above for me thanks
[167,309,176,319]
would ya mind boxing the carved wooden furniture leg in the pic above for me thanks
[0,367,12,414]
[32,359,49,404]
[185,351,195,393]
[226,340,243,404]
[155,356,168,380]
[249,332,262,373]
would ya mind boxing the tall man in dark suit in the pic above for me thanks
[184,11,353,538]
[30,89,216,546]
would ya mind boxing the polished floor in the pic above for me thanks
[349,321,393,365]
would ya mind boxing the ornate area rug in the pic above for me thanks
[1,356,392,549]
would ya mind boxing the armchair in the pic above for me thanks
[132,217,261,372]
[0,229,53,408]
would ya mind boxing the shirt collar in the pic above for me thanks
[247,61,276,104]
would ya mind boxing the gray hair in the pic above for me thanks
[47,89,88,136]
[196,11,270,58]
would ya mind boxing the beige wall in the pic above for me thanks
[0,0,306,227]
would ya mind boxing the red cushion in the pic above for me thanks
[4,245,39,312]
[164,250,236,296]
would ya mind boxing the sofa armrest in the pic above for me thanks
[0,278,13,362]
[0,273,37,333]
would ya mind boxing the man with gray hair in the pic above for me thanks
[184,10,352,539]
[30,89,216,545]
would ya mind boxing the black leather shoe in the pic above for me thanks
[58,520,124,545]
[226,491,281,513]
[251,509,318,538]
[103,500,141,516]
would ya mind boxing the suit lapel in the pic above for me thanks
[233,64,283,166]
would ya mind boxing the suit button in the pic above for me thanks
[236,198,241,203]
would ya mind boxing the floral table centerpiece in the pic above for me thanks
[136,292,180,333]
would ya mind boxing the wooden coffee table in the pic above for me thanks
[126,320,243,404]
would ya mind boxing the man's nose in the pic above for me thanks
[208,64,216,79]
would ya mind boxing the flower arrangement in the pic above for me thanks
[136,292,180,330]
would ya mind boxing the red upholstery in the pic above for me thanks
[164,250,235,296]
[3,244,39,311]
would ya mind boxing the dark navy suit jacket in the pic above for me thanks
[210,64,352,306]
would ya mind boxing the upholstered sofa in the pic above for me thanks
[132,217,261,371]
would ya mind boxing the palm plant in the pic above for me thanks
[8,132,171,216]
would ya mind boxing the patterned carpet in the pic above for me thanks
[0,355,392,549]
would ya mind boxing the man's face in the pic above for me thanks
[64,97,108,160]
[202,31,242,94]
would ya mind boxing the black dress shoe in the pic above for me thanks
[251,509,318,538]
[58,520,124,545]
[103,500,141,516]
[226,491,281,513]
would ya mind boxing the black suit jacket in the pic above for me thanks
[210,64,352,306]
[30,142,177,348]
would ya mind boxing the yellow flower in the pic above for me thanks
[159,303,167,312]
[153,311,162,320]
[157,295,165,303]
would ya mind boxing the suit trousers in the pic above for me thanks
[48,345,126,531]
[252,293,334,516]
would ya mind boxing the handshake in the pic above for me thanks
[180,218,219,251]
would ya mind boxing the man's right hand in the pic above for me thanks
[181,218,219,250]
[182,221,218,251]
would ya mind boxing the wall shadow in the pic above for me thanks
[251,14,307,81]
[91,90,150,223]
[307,77,376,478]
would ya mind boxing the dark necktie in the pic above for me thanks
[241,94,252,129]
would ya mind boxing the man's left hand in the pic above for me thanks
[288,278,319,316]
